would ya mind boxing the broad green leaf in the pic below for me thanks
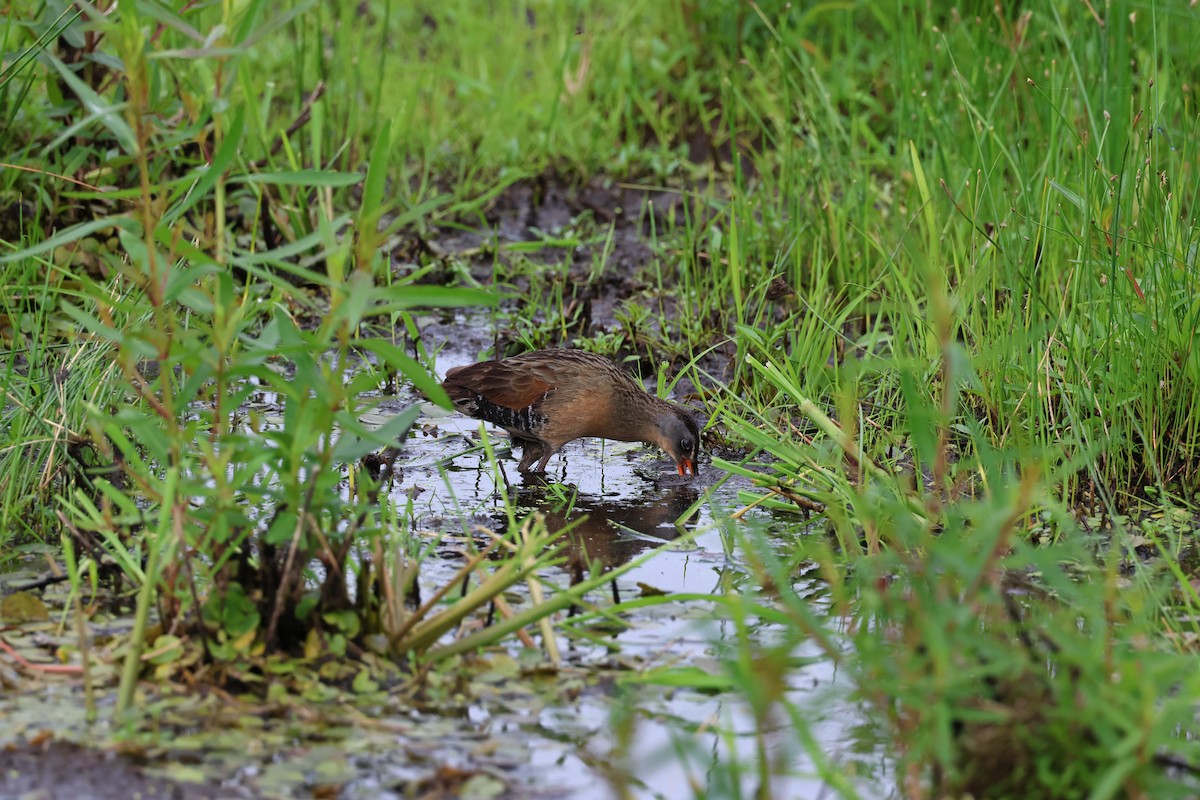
[1048,179,1084,211]
[59,301,126,346]
[330,403,420,463]
[369,283,499,312]
[45,54,137,154]
[0,217,134,264]
[360,119,391,222]
[623,665,737,691]
[355,338,450,407]
[232,171,363,187]
[163,105,247,225]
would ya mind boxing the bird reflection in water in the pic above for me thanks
[495,483,700,610]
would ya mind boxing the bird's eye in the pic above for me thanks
[680,437,693,452]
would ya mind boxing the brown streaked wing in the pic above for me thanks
[442,361,554,410]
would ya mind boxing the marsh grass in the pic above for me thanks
[2,0,1199,796]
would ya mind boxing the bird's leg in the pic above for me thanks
[534,444,559,474]
[517,440,545,473]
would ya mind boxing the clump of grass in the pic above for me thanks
[0,2,615,710]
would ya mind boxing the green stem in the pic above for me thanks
[116,465,179,718]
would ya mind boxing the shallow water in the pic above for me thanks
[355,344,889,798]
[0,336,886,799]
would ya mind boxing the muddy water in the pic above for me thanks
[355,341,888,798]
[0,330,884,799]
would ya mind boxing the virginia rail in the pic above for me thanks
[442,349,700,476]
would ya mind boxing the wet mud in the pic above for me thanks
[0,740,240,800]
[394,168,740,388]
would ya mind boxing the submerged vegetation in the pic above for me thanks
[2,0,1199,796]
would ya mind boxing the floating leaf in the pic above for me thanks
[147,634,184,665]
[0,591,49,622]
